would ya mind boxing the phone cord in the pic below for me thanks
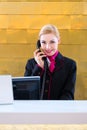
[40,60,48,100]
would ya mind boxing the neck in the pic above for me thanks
[47,51,58,59]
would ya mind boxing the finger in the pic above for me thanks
[39,54,47,59]
[34,49,40,55]
[34,49,39,57]
[37,52,46,58]
[37,51,44,56]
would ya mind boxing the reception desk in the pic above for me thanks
[0,101,87,124]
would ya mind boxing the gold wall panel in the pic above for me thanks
[0,15,87,29]
[8,15,87,29]
[8,15,70,29]
[0,15,8,28]
[0,2,85,15]
[0,59,26,76]
[0,0,86,1]
[0,29,7,43]
[7,29,28,44]
[0,45,35,58]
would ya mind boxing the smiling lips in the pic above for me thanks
[45,50,53,54]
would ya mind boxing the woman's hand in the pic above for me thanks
[34,49,46,69]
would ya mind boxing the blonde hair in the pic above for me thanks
[39,24,60,39]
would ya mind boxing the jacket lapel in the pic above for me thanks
[54,52,64,72]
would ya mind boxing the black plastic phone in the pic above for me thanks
[37,40,41,49]
[36,40,46,61]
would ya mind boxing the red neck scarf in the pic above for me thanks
[47,51,58,73]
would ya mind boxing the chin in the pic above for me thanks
[46,53,54,56]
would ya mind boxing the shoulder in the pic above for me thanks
[63,56,77,72]
[27,58,35,63]
[64,56,76,65]
[58,52,76,68]
[25,58,36,66]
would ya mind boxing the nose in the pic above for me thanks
[45,44,50,50]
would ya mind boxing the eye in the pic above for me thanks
[41,41,46,44]
[50,40,55,43]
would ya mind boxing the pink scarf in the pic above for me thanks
[47,51,58,73]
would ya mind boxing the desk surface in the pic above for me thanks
[0,100,87,124]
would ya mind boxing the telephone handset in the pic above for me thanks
[36,40,46,61]
[37,40,41,49]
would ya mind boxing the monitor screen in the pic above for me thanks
[12,76,40,100]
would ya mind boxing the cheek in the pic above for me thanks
[53,44,58,49]
[41,44,45,50]
[41,44,44,48]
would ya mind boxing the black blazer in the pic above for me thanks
[24,52,77,100]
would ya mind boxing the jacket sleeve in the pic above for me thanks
[59,61,77,100]
[24,59,44,76]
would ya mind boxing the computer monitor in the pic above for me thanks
[12,76,40,100]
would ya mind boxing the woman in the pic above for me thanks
[24,24,77,100]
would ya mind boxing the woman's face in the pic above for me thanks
[40,33,60,56]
